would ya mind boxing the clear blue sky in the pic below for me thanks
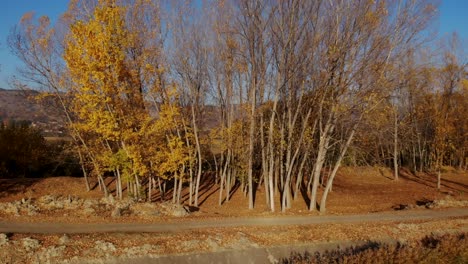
[0,1,68,89]
[0,0,467,89]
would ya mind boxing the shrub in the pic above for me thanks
[282,233,468,264]
[0,120,81,178]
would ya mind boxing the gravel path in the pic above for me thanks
[1,208,467,234]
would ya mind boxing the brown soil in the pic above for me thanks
[1,166,466,221]
[0,167,467,263]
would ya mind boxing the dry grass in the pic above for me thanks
[283,232,468,264]
[0,167,466,263]
[0,166,467,220]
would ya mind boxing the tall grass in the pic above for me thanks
[283,233,467,264]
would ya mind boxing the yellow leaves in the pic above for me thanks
[33,91,55,102]
[157,136,190,177]
[364,10,378,25]
[210,119,249,174]
[65,0,154,179]
[303,126,315,145]
[137,99,195,179]
[327,45,339,58]
[461,79,468,93]
[20,12,34,24]
[16,12,56,65]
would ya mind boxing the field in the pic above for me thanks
[0,166,467,263]
[1,166,466,219]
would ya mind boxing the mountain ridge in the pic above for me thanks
[0,89,66,136]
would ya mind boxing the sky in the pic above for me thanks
[0,0,467,90]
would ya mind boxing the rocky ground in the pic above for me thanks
[0,193,466,223]
[0,194,467,263]
[0,168,466,263]
[0,217,466,263]
[0,195,190,220]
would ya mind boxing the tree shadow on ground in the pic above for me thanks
[220,183,240,205]
[181,177,219,206]
[378,168,393,180]
[180,175,216,201]
[198,184,220,207]
[0,178,43,199]
[88,177,115,193]
[398,168,467,193]
[439,178,468,190]
[299,181,311,209]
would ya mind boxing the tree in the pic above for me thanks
[11,0,461,214]
[0,120,47,178]
[432,33,467,189]
[170,1,209,206]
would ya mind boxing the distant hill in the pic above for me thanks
[0,89,67,136]
[0,88,224,137]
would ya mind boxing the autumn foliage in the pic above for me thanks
[8,0,467,212]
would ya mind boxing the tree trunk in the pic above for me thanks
[393,108,399,180]
[247,85,256,209]
[116,168,122,200]
[77,149,91,191]
[148,176,152,202]
[172,177,177,203]
[218,150,231,205]
[193,104,203,207]
[227,167,234,201]
[282,110,310,212]
[218,167,225,206]
[98,174,108,197]
[309,120,333,211]
[189,166,193,205]
[177,171,183,204]
[309,147,326,211]
[437,169,441,190]
[157,177,164,202]
[320,127,356,213]
[260,114,270,206]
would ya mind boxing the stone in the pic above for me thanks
[83,199,98,208]
[34,245,66,264]
[0,203,20,216]
[206,238,222,251]
[82,207,95,216]
[38,195,56,204]
[130,203,161,217]
[181,239,200,250]
[44,245,65,258]
[0,233,8,246]
[100,195,115,206]
[25,204,39,216]
[94,240,116,252]
[22,237,40,251]
[159,202,188,217]
[123,244,153,256]
[111,207,122,218]
[59,234,70,245]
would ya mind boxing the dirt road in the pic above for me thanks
[1,208,467,234]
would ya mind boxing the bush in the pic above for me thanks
[0,120,81,178]
[282,233,468,264]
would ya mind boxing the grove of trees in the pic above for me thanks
[0,120,80,178]
[8,0,467,213]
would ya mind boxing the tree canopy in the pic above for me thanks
[8,0,467,212]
